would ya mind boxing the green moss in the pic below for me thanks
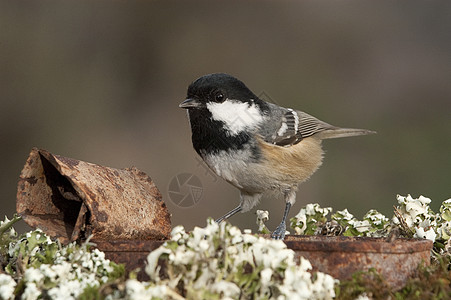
[336,257,451,300]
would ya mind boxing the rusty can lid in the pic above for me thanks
[282,235,433,254]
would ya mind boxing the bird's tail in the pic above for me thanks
[317,127,376,140]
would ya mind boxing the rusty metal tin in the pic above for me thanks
[94,235,432,287]
[17,148,171,243]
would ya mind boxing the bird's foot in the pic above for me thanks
[271,221,286,240]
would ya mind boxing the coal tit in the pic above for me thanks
[179,73,375,239]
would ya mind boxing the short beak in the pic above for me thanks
[179,98,202,109]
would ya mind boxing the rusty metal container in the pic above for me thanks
[17,148,171,243]
[93,235,432,286]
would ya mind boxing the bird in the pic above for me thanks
[179,73,375,239]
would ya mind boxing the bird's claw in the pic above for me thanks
[271,221,286,240]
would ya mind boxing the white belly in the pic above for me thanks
[202,148,284,193]
[202,137,324,194]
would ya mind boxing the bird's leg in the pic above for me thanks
[216,191,260,223]
[271,188,296,240]
[215,205,242,223]
[271,202,292,239]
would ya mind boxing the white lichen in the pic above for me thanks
[144,219,337,300]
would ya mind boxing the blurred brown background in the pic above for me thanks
[1,1,450,234]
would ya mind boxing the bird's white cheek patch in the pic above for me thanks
[207,100,263,135]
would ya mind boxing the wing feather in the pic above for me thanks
[266,109,335,147]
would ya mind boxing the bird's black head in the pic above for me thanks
[179,73,268,156]
[179,73,265,110]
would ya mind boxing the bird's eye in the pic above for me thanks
[215,93,225,102]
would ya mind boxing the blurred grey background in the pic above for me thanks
[1,1,450,234]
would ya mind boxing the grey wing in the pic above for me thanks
[262,108,336,147]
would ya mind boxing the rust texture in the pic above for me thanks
[92,239,165,281]
[283,235,432,288]
[93,235,431,286]
[17,148,171,244]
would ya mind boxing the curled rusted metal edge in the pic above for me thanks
[17,148,172,244]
